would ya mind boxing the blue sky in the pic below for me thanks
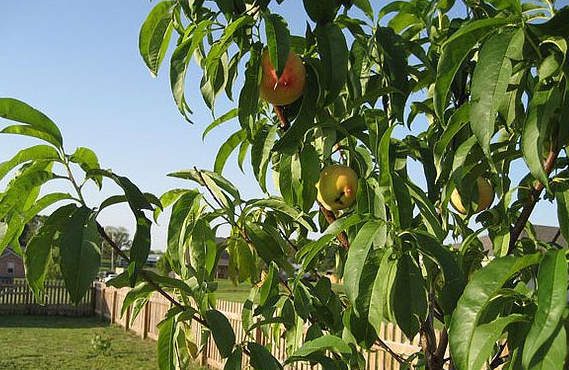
[0,0,562,250]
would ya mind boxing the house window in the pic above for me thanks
[7,262,14,274]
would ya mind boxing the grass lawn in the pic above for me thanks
[0,315,203,370]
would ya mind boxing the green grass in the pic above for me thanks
[0,315,204,370]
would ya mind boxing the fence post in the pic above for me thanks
[110,289,117,324]
[141,302,149,339]
[90,284,96,316]
[125,305,131,332]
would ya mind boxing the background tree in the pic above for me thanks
[0,0,568,370]
[101,226,131,270]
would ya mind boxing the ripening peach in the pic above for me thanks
[259,50,306,106]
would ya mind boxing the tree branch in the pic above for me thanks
[376,337,406,364]
[96,222,208,327]
[508,148,559,253]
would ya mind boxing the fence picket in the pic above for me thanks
[0,279,92,316]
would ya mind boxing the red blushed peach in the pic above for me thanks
[259,50,306,106]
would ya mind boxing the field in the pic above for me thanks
[0,315,204,370]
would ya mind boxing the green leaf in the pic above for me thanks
[205,310,236,358]
[246,197,316,231]
[315,23,348,105]
[154,189,191,222]
[302,0,339,24]
[344,220,385,308]
[449,254,541,370]
[555,184,569,244]
[128,212,152,286]
[527,324,567,370]
[1,125,63,148]
[24,204,77,302]
[0,145,60,182]
[297,213,369,269]
[375,27,409,122]
[300,143,320,212]
[434,17,516,120]
[353,0,373,20]
[157,316,176,370]
[288,335,351,363]
[411,231,465,319]
[470,28,523,158]
[189,219,217,282]
[368,247,397,336]
[273,64,319,154]
[167,190,201,270]
[248,342,283,370]
[405,179,446,241]
[264,13,291,77]
[251,125,277,193]
[238,43,262,134]
[87,169,153,212]
[0,98,63,148]
[433,104,469,176]
[0,170,55,229]
[59,206,101,304]
[170,20,213,122]
[202,108,238,139]
[522,250,568,368]
[246,222,291,273]
[470,314,528,370]
[120,282,154,318]
[139,1,175,76]
[521,87,561,191]
[393,253,427,339]
[214,129,247,175]
[224,348,243,370]
[69,147,102,188]
[259,262,280,308]
[169,169,240,204]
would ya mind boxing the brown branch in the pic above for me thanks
[273,105,290,131]
[376,337,406,364]
[96,222,208,327]
[508,148,559,253]
[318,203,350,249]
[434,328,448,360]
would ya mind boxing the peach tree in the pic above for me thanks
[1,0,569,369]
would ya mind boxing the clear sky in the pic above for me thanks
[0,0,562,250]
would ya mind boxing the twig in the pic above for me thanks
[489,343,507,369]
[376,337,406,364]
[96,222,208,327]
[508,148,559,253]
[318,203,350,249]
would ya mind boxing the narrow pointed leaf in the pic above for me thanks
[0,98,63,147]
[139,1,175,76]
[470,28,523,158]
[522,250,568,368]
[60,206,101,304]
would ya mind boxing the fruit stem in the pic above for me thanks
[508,147,559,253]
[273,105,290,131]
[318,202,350,249]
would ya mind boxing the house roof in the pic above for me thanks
[469,225,566,255]
[0,247,21,260]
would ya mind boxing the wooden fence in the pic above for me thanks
[0,279,93,316]
[93,282,422,369]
